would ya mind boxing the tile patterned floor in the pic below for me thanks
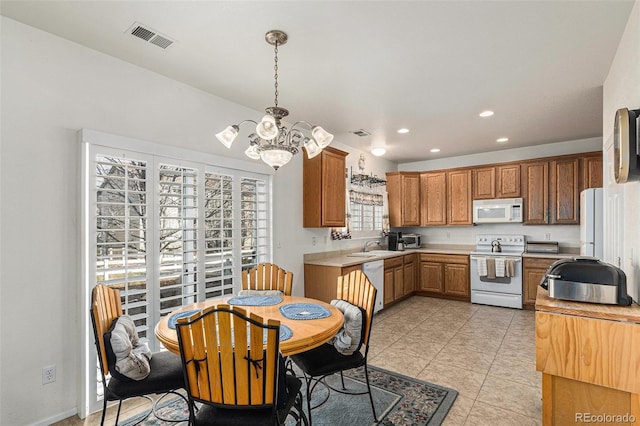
[55,296,541,425]
[369,296,541,425]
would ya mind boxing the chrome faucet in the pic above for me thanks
[363,240,380,252]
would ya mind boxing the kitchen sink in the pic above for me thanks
[346,250,397,257]
[346,252,377,257]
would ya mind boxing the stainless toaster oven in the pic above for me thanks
[402,234,421,248]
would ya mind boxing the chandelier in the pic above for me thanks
[215,30,334,170]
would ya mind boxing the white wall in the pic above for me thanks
[400,223,580,249]
[399,137,602,171]
[0,17,396,425]
[603,1,640,302]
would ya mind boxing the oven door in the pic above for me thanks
[470,255,522,294]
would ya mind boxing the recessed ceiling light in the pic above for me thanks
[479,110,494,118]
[496,137,509,143]
[430,148,440,153]
[397,128,410,134]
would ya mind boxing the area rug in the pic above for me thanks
[122,365,457,426]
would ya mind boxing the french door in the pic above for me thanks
[82,135,271,415]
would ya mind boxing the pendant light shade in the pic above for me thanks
[215,30,333,170]
[245,144,261,160]
[256,115,279,140]
[260,148,293,170]
[303,138,322,159]
[215,125,239,148]
[311,126,334,148]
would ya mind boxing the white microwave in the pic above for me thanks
[473,198,523,224]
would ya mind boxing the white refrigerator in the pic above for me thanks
[580,188,603,259]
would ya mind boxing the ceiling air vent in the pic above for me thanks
[351,129,371,137]
[127,22,175,50]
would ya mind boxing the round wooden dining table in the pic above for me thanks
[155,295,344,357]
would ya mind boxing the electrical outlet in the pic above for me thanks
[544,233,551,241]
[42,365,56,385]
[312,237,316,246]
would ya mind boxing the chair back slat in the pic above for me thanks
[241,263,293,295]
[264,318,279,405]
[176,304,280,409]
[177,309,201,400]
[91,285,123,377]
[248,312,266,404]
[217,308,236,404]
[233,311,250,405]
[337,270,377,346]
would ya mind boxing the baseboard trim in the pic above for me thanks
[33,408,77,426]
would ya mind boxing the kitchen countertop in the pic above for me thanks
[304,244,580,267]
[304,244,474,268]
[522,249,579,259]
[536,286,640,323]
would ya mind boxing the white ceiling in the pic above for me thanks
[1,1,634,163]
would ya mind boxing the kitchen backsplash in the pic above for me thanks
[399,224,580,248]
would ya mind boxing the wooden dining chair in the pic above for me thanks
[90,284,186,425]
[289,270,378,425]
[241,263,293,295]
[175,304,307,425]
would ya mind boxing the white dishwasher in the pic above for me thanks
[362,260,384,313]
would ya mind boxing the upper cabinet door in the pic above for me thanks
[420,172,447,226]
[303,146,348,227]
[447,169,472,225]
[472,167,496,199]
[401,173,421,226]
[321,149,348,226]
[386,172,421,227]
[581,154,603,190]
[523,161,549,224]
[496,164,521,198]
[550,157,580,224]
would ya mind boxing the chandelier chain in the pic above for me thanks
[273,41,279,107]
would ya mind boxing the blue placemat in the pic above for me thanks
[279,303,331,320]
[228,295,283,306]
[278,324,293,342]
[168,309,201,329]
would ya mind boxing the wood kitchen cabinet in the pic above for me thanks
[419,254,470,300]
[386,172,421,227]
[472,167,496,199]
[581,153,603,190]
[383,254,416,306]
[420,171,447,226]
[549,157,580,224]
[304,263,360,303]
[447,169,472,225]
[390,151,601,228]
[523,153,600,225]
[522,161,549,224]
[473,164,521,200]
[303,146,348,228]
[536,289,640,424]
[523,256,560,308]
[496,164,521,198]
[403,254,416,295]
[384,257,405,304]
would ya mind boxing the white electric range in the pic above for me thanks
[469,234,525,309]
